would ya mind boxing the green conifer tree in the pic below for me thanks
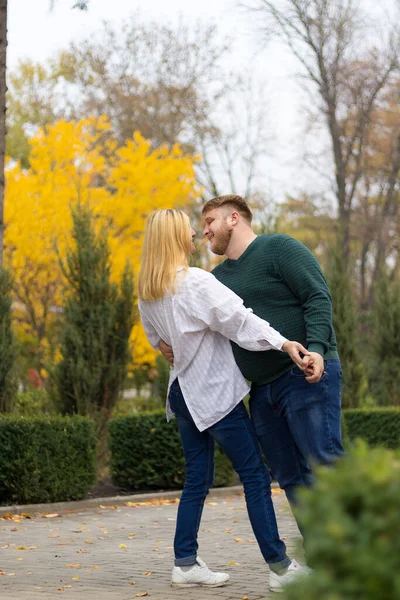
[327,241,367,408]
[372,276,400,405]
[53,205,135,445]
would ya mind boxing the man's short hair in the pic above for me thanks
[202,195,253,223]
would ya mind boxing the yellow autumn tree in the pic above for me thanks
[5,116,200,372]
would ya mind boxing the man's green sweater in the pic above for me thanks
[212,234,339,385]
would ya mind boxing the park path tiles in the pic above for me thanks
[0,489,303,600]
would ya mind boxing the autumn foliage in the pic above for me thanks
[5,117,200,374]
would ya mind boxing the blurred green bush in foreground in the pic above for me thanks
[284,441,400,600]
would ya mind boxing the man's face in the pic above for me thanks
[202,208,233,256]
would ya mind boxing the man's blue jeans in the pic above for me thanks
[249,359,345,506]
[168,378,290,572]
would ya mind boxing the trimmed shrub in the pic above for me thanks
[343,408,400,448]
[109,411,235,490]
[284,442,400,600]
[0,415,96,504]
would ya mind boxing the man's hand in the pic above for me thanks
[303,352,325,383]
[159,339,174,366]
[282,341,310,370]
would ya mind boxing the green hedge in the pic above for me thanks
[343,408,400,448]
[109,411,235,490]
[0,415,97,505]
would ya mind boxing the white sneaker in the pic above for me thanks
[269,559,311,593]
[171,556,230,588]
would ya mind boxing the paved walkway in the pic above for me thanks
[0,489,303,600]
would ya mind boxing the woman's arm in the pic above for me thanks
[186,271,309,366]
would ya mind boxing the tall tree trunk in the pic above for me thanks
[0,0,7,266]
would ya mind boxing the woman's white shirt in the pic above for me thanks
[138,267,287,432]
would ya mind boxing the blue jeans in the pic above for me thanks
[168,378,290,572]
[249,359,345,506]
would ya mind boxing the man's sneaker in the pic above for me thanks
[269,559,310,593]
[171,556,230,588]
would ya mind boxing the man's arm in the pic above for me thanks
[159,339,174,366]
[277,237,333,381]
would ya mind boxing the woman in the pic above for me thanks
[138,209,309,593]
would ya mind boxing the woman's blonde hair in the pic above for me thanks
[138,209,192,301]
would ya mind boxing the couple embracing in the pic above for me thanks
[138,195,344,594]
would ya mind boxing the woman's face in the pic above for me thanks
[190,227,196,253]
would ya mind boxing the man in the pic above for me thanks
[161,194,344,509]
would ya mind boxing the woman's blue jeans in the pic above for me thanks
[168,378,289,572]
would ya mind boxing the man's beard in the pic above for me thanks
[211,225,233,255]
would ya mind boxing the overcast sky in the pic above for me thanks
[10,0,381,203]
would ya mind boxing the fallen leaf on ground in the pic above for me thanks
[119,544,127,549]
[227,561,240,565]
[93,565,99,569]
[124,498,179,508]
[129,532,136,537]
[142,571,152,576]
[48,535,60,539]
[66,564,81,568]
[136,593,148,597]
[234,538,245,543]
[130,581,137,585]
[45,513,59,519]
[71,577,80,581]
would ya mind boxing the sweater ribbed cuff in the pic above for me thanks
[308,342,325,356]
